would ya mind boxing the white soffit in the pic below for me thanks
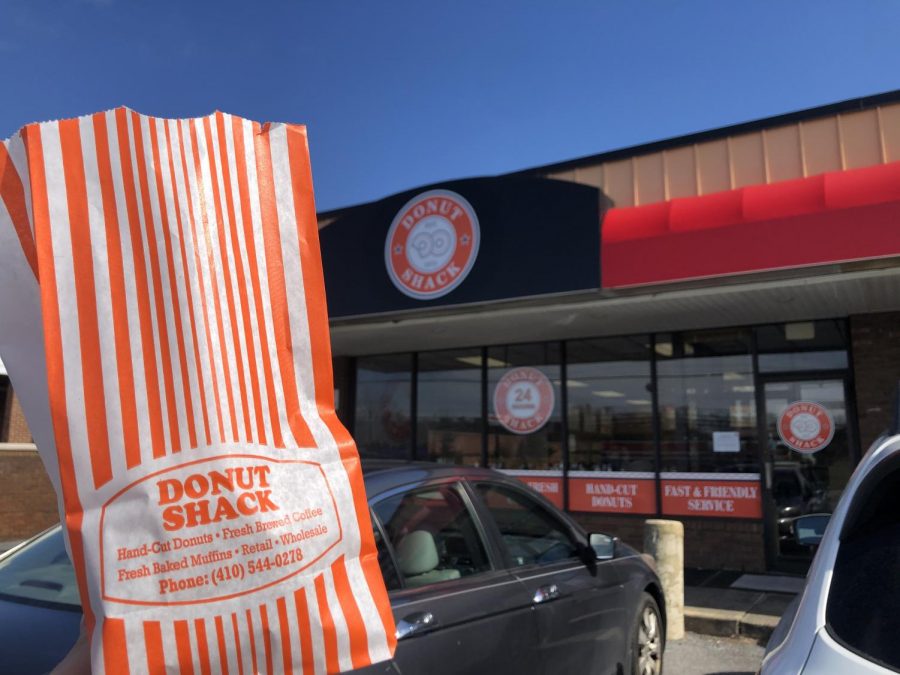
[329,266,900,356]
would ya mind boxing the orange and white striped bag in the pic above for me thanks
[0,109,396,674]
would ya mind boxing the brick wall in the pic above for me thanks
[680,519,765,571]
[570,512,766,572]
[0,379,8,441]
[5,391,32,444]
[851,311,900,450]
[0,449,58,541]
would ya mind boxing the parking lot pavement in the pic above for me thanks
[665,632,765,675]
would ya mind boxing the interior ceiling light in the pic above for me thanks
[655,342,673,357]
[593,390,625,398]
[626,399,652,405]
[723,372,746,381]
[785,322,816,341]
[456,356,509,368]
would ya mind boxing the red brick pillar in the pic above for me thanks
[851,312,900,450]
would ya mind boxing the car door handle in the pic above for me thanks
[395,611,438,640]
[532,584,560,604]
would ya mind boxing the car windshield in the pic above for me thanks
[0,528,80,610]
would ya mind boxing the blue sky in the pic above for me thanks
[2,1,899,211]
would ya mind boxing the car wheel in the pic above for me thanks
[630,592,664,675]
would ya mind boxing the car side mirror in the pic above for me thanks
[588,532,618,561]
[793,513,830,547]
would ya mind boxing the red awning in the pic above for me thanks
[602,160,900,288]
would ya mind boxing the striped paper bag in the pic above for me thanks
[0,109,396,674]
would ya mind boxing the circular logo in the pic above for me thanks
[493,367,556,435]
[384,189,480,300]
[777,401,835,454]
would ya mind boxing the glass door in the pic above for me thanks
[761,378,856,565]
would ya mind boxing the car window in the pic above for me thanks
[474,483,580,567]
[0,527,80,610]
[827,463,900,670]
[372,515,402,591]
[372,483,490,588]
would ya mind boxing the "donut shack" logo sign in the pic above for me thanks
[778,401,835,454]
[385,189,480,300]
[493,367,555,434]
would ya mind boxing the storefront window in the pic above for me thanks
[487,343,563,506]
[566,336,656,514]
[416,349,483,465]
[756,320,848,372]
[487,343,562,470]
[656,329,758,473]
[349,318,853,526]
[354,354,412,460]
[567,336,654,471]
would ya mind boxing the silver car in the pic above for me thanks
[761,421,900,673]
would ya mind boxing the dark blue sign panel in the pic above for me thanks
[319,176,606,318]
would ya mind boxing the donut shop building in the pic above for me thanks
[1,93,900,570]
[315,91,900,573]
